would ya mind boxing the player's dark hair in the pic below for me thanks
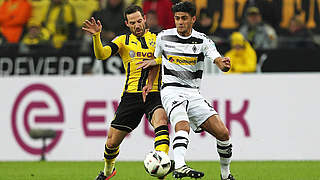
[172,1,196,17]
[124,5,144,21]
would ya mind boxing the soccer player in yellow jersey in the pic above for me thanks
[82,5,171,180]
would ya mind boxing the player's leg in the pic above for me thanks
[97,93,144,179]
[103,127,128,177]
[173,118,190,169]
[160,90,190,170]
[171,105,204,178]
[200,115,235,180]
[95,127,128,180]
[188,94,234,180]
[161,89,204,178]
[150,108,170,154]
[145,92,172,179]
[150,108,172,180]
[145,92,170,154]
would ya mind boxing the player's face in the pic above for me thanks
[126,11,146,37]
[174,12,196,36]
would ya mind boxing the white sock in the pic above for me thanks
[173,130,189,169]
[220,157,231,179]
[217,139,232,179]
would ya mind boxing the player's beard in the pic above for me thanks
[177,27,189,36]
[133,26,145,37]
[177,24,192,36]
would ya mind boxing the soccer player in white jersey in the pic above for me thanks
[137,1,235,180]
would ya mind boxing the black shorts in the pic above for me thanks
[111,92,163,132]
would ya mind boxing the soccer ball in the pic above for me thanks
[144,150,171,177]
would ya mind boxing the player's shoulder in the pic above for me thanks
[192,29,210,40]
[112,34,125,41]
[158,28,176,37]
[192,30,216,45]
[112,34,130,44]
[145,31,157,39]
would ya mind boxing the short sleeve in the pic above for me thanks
[202,37,221,62]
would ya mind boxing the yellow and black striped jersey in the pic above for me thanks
[93,31,161,94]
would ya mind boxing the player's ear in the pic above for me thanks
[192,16,196,24]
[143,15,147,22]
[125,20,129,28]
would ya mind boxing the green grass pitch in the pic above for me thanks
[0,161,319,180]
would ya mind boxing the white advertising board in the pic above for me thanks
[0,74,319,161]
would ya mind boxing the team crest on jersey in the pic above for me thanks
[192,45,197,53]
[149,39,155,47]
[129,50,135,58]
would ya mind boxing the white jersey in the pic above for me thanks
[155,28,221,89]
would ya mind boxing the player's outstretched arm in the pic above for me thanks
[214,57,231,72]
[82,17,115,60]
[136,59,157,70]
[136,56,162,70]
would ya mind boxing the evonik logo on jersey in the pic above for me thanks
[136,52,153,58]
[11,83,64,155]
[129,51,153,59]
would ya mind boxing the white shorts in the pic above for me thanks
[161,86,218,132]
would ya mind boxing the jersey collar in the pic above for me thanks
[132,29,150,38]
[175,28,194,39]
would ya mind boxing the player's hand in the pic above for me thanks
[142,85,152,102]
[136,59,157,69]
[215,57,231,72]
[82,17,102,35]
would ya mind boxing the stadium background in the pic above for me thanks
[0,0,320,179]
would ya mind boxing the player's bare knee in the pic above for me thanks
[151,117,168,128]
[152,109,168,127]
[106,136,119,148]
[218,128,230,141]
[155,115,168,126]
[106,140,118,149]
[155,118,168,127]
[175,121,190,133]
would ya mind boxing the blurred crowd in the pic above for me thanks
[0,0,320,68]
